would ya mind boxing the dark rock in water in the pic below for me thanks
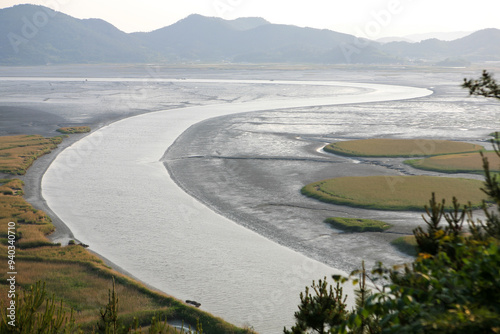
[185,300,201,308]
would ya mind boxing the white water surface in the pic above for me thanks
[42,79,431,333]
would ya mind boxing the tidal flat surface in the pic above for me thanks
[2,65,500,333]
[165,68,499,275]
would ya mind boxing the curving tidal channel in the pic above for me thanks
[42,79,431,333]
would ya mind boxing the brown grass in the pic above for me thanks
[302,175,487,211]
[405,151,500,174]
[18,244,106,265]
[324,138,483,157]
[0,135,63,174]
[0,180,55,248]
[0,261,166,323]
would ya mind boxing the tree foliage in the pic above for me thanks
[284,278,348,334]
[463,70,500,99]
[97,277,120,333]
[0,281,79,333]
[286,71,500,333]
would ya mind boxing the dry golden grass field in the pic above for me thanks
[405,151,500,174]
[324,138,483,157]
[302,175,487,211]
[0,135,63,175]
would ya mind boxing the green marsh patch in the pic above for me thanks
[405,151,500,174]
[302,175,487,211]
[324,138,483,157]
[57,126,91,134]
[325,217,392,232]
[391,235,418,256]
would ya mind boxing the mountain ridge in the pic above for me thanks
[1,4,499,65]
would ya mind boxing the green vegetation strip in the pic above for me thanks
[325,217,392,232]
[390,235,418,256]
[405,151,500,174]
[57,126,91,134]
[302,175,487,211]
[324,138,483,157]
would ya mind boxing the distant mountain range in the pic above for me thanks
[1,4,499,65]
[377,31,473,43]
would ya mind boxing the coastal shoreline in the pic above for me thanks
[14,120,168,291]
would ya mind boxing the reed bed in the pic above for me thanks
[0,179,55,248]
[302,175,487,211]
[0,261,166,323]
[325,138,483,157]
[0,135,63,174]
[325,217,392,232]
[405,151,500,174]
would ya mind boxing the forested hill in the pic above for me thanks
[1,4,499,65]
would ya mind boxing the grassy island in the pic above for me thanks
[57,126,91,134]
[302,175,487,211]
[325,217,392,232]
[405,151,500,174]
[324,138,483,157]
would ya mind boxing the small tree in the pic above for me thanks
[98,277,120,334]
[0,281,78,333]
[478,147,500,239]
[284,277,348,334]
[413,193,470,257]
[344,262,381,334]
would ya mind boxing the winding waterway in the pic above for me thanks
[42,79,431,333]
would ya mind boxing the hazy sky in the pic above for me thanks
[2,0,500,38]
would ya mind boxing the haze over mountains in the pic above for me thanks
[1,4,499,66]
[377,31,474,44]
